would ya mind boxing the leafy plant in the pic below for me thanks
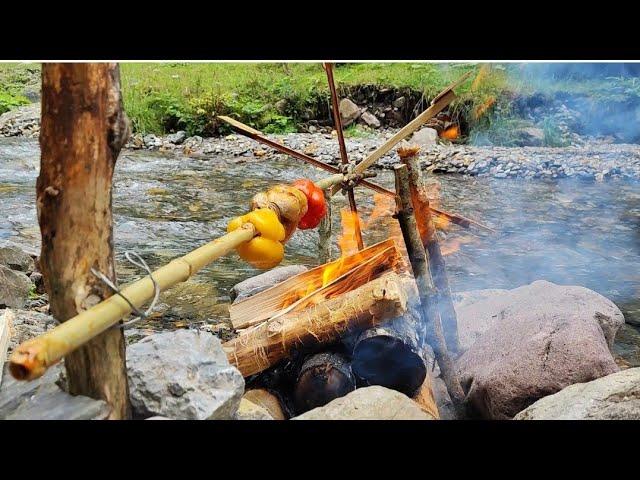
[0,90,29,115]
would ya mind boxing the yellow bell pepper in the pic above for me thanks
[227,208,286,269]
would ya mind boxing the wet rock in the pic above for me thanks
[0,241,35,273]
[515,367,640,420]
[360,111,381,128]
[339,98,362,128]
[292,386,433,420]
[6,309,58,353]
[455,280,621,419]
[143,134,162,149]
[165,131,187,145]
[0,265,31,308]
[29,272,45,294]
[0,364,111,420]
[411,127,438,147]
[127,330,244,420]
[230,265,308,303]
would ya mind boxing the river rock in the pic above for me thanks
[230,265,308,303]
[0,265,31,309]
[0,364,111,420]
[515,127,545,146]
[411,127,438,146]
[455,280,621,419]
[360,111,381,128]
[455,280,625,351]
[165,130,187,145]
[515,367,640,420]
[7,309,58,353]
[0,241,35,273]
[339,98,362,128]
[292,386,434,420]
[127,330,244,420]
[0,103,40,138]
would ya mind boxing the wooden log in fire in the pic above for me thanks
[351,314,427,397]
[293,351,356,414]
[224,272,407,377]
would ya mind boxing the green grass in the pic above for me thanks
[0,63,35,114]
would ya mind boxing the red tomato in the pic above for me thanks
[292,179,328,230]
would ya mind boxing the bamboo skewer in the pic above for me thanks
[9,174,348,382]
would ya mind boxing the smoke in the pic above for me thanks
[507,63,640,143]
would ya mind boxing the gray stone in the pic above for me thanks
[360,111,381,128]
[393,96,406,109]
[0,364,111,420]
[165,131,187,145]
[411,127,438,147]
[292,386,434,420]
[0,265,31,308]
[230,265,308,303]
[515,127,545,146]
[127,330,244,420]
[339,98,362,128]
[515,367,640,420]
[0,241,36,272]
[7,309,58,353]
[455,280,621,419]
[0,103,41,138]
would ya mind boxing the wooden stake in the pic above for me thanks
[224,272,407,377]
[393,164,466,415]
[0,309,14,386]
[399,146,462,355]
[317,189,332,263]
[36,63,131,418]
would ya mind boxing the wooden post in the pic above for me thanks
[393,164,466,415]
[37,63,131,419]
[399,146,462,355]
[317,190,332,263]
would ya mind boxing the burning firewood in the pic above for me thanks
[223,272,407,377]
[293,351,356,414]
[229,239,399,330]
[350,314,427,397]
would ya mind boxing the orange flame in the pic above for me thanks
[440,125,460,140]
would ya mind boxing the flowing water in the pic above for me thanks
[1,138,639,363]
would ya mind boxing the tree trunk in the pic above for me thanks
[37,63,131,419]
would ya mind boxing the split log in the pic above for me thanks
[229,238,398,329]
[293,351,356,414]
[399,146,461,355]
[243,389,287,420]
[224,272,407,377]
[351,314,426,397]
[317,190,332,264]
[412,374,440,420]
[36,63,131,419]
[393,164,466,416]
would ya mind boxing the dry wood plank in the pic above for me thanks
[412,374,440,420]
[229,238,397,329]
[224,272,407,377]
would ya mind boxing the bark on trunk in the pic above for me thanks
[37,63,131,419]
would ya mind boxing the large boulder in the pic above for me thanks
[292,386,433,420]
[339,98,362,128]
[127,330,244,420]
[0,241,35,273]
[0,364,111,420]
[0,265,32,308]
[515,367,640,420]
[454,280,621,419]
[230,265,308,303]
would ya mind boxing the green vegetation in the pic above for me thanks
[0,63,35,114]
